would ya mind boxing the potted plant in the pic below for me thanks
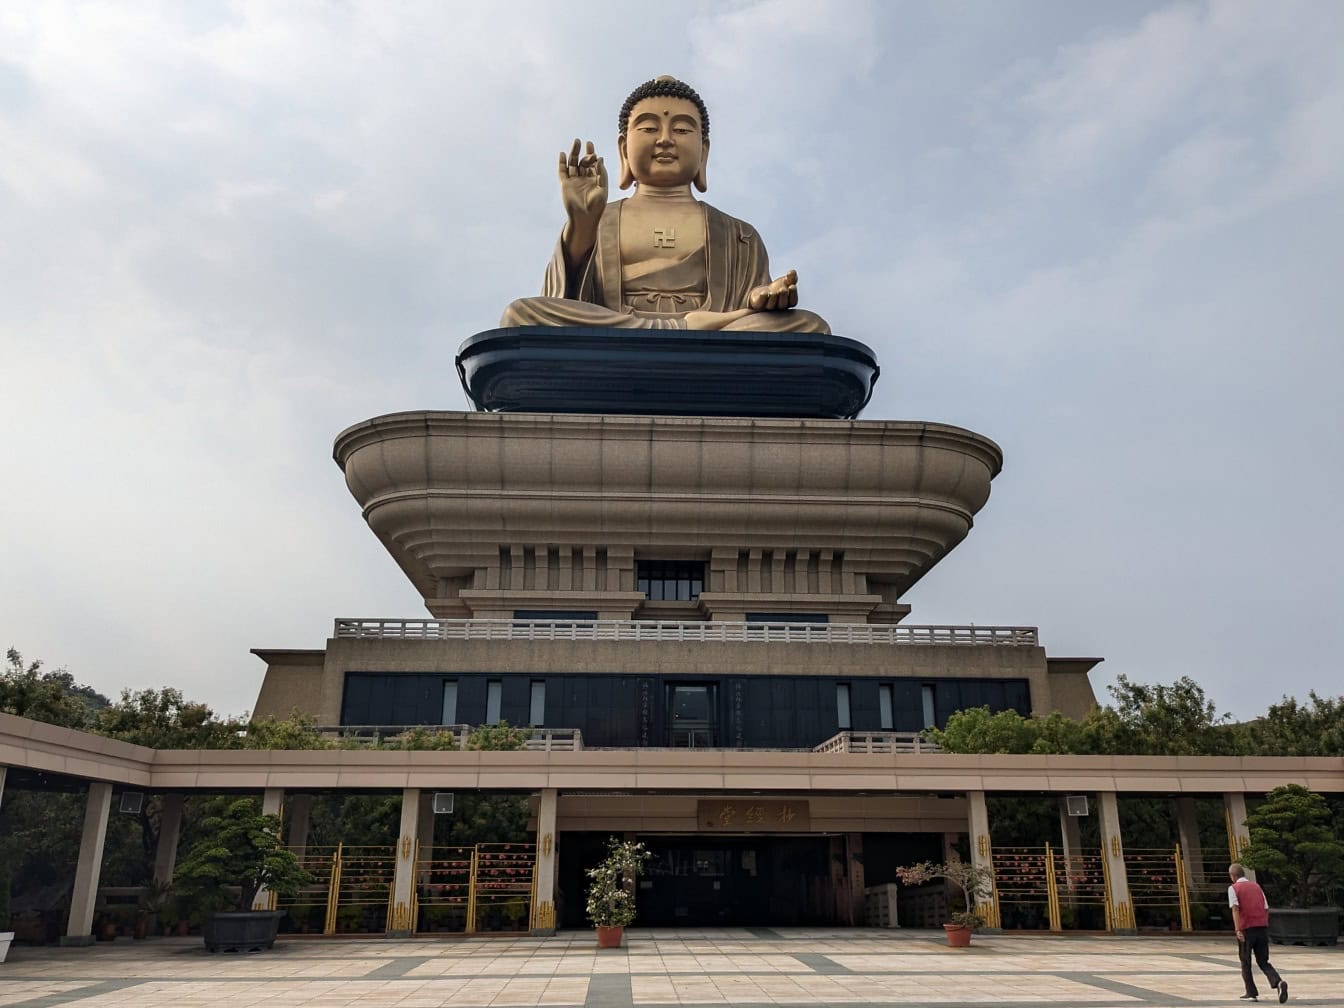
[173,797,312,953]
[895,858,995,947]
[137,879,172,939]
[585,838,650,948]
[1240,784,1344,946]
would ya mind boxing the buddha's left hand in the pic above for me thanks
[747,270,799,312]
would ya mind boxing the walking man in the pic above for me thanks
[1228,862,1288,1002]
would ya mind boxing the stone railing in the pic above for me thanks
[813,731,941,754]
[316,725,584,751]
[332,619,1038,647]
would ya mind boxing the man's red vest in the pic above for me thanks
[1233,878,1269,928]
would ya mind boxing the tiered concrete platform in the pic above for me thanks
[3,928,1341,1007]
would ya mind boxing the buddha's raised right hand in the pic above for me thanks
[559,139,607,228]
[559,138,607,270]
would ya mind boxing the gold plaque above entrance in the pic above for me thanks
[698,800,810,831]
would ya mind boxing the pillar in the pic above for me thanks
[1174,796,1204,886]
[967,790,999,929]
[153,794,185,886]
[61,781,113,946]
[388,788,419,937]
[532,788,558,935]
[417,792,436,879]
[846,832,866,925]
[287,794,313,860]
[1224,792,1254,881]
[0,765,7,810]
[251,787,285,909]
[1098,792,1135,933]
[1058,798,1083,891]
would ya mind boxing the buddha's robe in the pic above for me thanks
[500,199,829,333]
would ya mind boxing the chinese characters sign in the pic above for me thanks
[697,800,811,832]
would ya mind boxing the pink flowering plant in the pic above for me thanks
[895,857,995,929]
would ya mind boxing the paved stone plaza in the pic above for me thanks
[2,928,1342,1008]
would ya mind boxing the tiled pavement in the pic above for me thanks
[2,928,1341,1007]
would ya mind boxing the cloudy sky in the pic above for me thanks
[2,0,1340,722]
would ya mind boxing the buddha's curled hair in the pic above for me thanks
[618,76,709,141]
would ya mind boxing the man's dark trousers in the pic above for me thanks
[1239,926,1282,997]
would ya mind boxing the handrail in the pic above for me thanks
[315,726,584,751]
[332,618,1037,647]
[812,731,942,754]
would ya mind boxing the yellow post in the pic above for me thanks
[1099,846,1114,932]
[1044,842,1062,931]
[466,846,479,935]
[1175,844,1192,932]
[324,843,343,936]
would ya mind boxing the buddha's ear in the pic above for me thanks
[617,135,634,190]
[694,140,710,193]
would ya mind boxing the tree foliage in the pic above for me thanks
[1,648,103,728]
[173,797,312,914]
[93,687,236,749]
[1240,784,1344,908]
[1244,692,1344,757]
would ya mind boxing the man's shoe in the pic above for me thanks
[1239,995,1258,1002]
[1278,980,1288,1003]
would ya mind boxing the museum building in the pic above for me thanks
[5,323,1343,944]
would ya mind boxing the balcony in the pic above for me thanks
[332,618,1037,647]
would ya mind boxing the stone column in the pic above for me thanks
[251,788,285,910]
[532,788,558,935]
[1174,796,1204,886]
[1224,792,1254,881]
[846,832,866,925]
[1098,792,1135,934]
[967,790,999,929]
[0,765,7,811]
[1058,798,1083,893]
[287,794,313,860]
[153,794,185,886]
[388,788,420,937]
[62,781,113,946]
[417,792,436,872]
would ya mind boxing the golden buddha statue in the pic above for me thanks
[500,76,830,334]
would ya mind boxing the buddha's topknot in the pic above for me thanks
[618,76,709,141]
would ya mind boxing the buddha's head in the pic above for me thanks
[617,76,710,192]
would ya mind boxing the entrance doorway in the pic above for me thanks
[557,833,841,928]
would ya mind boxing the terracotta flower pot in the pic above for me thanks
[596,925,624,948]
[943,923,972,948]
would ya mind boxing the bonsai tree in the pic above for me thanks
[895,857,995,928]
[173,797,312,914]
[1240,784,1344,908]
[585,838,651,928]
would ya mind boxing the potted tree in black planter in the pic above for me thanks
[1240,784,1344,946]
[174,797,312,953]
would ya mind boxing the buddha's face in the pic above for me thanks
[619,96,709,190]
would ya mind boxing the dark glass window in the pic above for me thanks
[513,610,596,622]
[879,684,893,730]
[836,683,851,729]
[668,682,716,747]
[486,680,502,725]
[638,560,705,601]
[745,612,829,624]
[441,681,458,725]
